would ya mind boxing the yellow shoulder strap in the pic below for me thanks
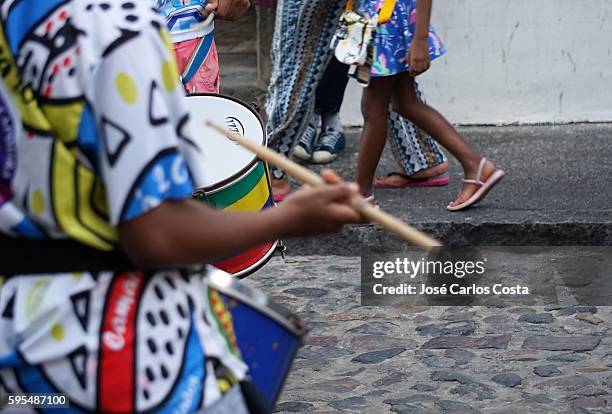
[345,0,397,24]
[378,0,397,24]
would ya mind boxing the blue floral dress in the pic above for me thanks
[357,0,446,77]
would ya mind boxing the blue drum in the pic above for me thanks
[206,269,307,412]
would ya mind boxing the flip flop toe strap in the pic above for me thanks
[463,158,488,186]
[463,178,484,186]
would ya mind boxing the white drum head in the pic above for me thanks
[188,94,265,190]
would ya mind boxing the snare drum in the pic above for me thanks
[189,94,279,278]
[206,269,307,412]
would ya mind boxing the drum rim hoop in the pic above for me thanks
[187,93,267,193]
[231,240,280,279]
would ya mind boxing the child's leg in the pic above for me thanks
[356,76,397,197]
[391,73,497,207]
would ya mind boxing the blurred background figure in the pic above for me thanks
[157,0,251,94]
[264,0,448,202]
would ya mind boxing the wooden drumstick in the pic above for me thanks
[206,120,442,248]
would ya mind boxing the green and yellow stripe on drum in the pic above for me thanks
[195,160,277,277]
[200,162,274,212]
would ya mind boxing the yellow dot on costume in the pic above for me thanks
[218,379,231,393]
[23,88,34,101]
[115,73,138,104]
[71,273,82,280]
[51,323,65,341]
[161,60,177,91]
[31,190,45,216]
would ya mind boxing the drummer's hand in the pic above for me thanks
[204,0,219,16]
[280,170,364,238]
[216,0,251,21]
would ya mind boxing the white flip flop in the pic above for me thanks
[447,158,505,212]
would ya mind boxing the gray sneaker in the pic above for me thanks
[292,122,318,161]
[312,128,346,164]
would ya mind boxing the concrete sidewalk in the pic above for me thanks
[285,123,612,254]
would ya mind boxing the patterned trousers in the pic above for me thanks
[265,0,446,180]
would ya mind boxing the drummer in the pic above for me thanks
[0,2,360,413]
[156,0,251,93]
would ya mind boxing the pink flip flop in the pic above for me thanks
[447,158,505,212]
[374,172,450,189]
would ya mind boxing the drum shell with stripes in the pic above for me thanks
[188,94,278,278]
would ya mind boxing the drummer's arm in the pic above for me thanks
[119,170,361,268]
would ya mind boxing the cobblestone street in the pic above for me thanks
[246,257,612,414]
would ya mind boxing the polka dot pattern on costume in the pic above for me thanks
[51,323,65,341]
[115,72,138,104]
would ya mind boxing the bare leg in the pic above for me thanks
[356,76,397,197]
[392,73,497,206]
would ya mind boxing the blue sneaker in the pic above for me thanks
[312,128,346,164]
[292,122,318,161]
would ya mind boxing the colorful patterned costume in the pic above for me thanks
[358,0,445,77]
[265,0,446,180]
[0,1,247,412]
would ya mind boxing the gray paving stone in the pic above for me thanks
[535,375,596,392]
[569,397,609,411]
[431,370,474,384]
[297,346,354,361]
[423,335,511,350]
[450,382,496,401]
[556,305,598,316]
[385,404,428,414]
[273,401,314,412]
[351,348,406,364]
[533,365,562,377]
[336,367,366,377]
[372,372,411,387]
[575,312,604,325]
[349,335,415,351]
[411,382,440,392]
[347,321,398,335]
[521,393,553,404]
[492,373,522,388]
[283,287,328,298]
[522,336,601,351]
[384,395,439,405]
[546,353,588,363]
[416,320,476,337]
[518,313,554,324]
[328,396,367,411]
[435,399,480,413]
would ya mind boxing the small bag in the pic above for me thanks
[331,0,397,66]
